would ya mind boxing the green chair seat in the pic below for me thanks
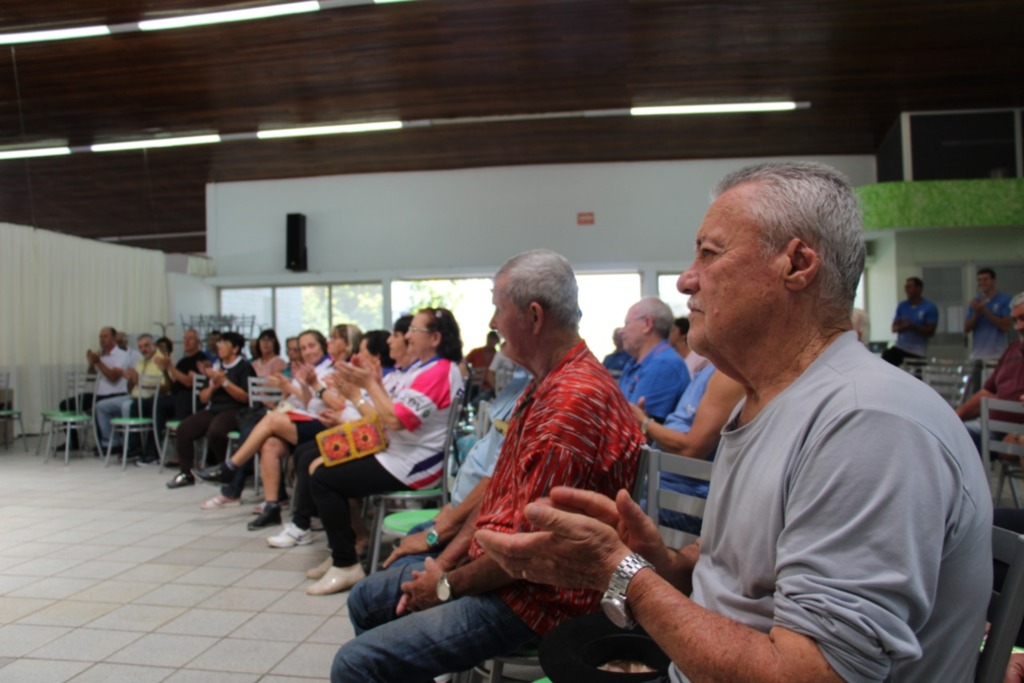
[379,486,442,500]
[382,508,439,535]
[110,417,152,426]
[226,430,240,439]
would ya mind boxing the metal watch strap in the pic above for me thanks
[606,553,654,602]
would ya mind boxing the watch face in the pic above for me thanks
[426,529,439,547]
[436,574,451,602]
[601,596,631,629]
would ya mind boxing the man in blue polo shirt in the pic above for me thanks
[966,267,1013,361]
[882,276,939,367]
[617,297,689,422]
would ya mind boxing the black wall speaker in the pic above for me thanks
[286,213,307,272]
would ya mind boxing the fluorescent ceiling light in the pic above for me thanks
[0,25,110,46]
[138,1,320,31]
[631,102,800,116]
[0,146,72,160]
[257,120,403,139]
[91,134,221,152]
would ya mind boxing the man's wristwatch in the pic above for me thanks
[600,553,654,630]
[425,525,441,549]
[314,386,325,399]
[436,571,453,603]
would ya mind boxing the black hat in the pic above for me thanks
[539,611,669,683]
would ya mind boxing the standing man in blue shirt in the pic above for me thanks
[881,276,939,367]
[966,267,1014,394]
[966,267,1013,361]
[617,297,690,422]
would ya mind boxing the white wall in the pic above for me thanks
[166,272,218,344]
[206,155,877,285]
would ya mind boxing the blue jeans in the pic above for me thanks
[337,561,539,683]
[96,396,133,448]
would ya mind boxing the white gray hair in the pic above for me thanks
[1011,291,1024,310]
[496,249,579,331]
[633,297,674,339]
[714,161,865,318]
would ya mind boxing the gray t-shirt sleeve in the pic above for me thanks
[772,408,967,681]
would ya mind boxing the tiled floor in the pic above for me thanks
[0,441,353,683]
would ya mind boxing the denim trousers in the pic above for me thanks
[335,560,539,683]
[95,396,133,448]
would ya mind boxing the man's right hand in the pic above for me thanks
[382,531,431,569]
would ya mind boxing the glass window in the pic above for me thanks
[219,288,272,339]
[391,278,495,353]
[331,283,385,333]
[657,273,690,317]
[275,286,329,339]
[578,273,642,362]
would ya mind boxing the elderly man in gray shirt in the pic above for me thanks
[479,161,991,683]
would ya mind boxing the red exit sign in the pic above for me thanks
[577,212,595,225]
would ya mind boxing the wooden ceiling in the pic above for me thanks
[0,0,1021,254]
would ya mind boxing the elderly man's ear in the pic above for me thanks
[782,238,820,291]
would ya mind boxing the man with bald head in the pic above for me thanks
[618,296,690,423]
[479,162,992,682]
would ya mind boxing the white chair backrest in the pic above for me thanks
[920,362,972,408]
[636,445,714,550]
[981,397,1024,470]
[134,376,164,417]
[247,376,283,407]
[191,374,208,412]
[977,527,1024,683]
[438,384,468,503]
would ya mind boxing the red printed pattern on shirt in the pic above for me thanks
[469,341,645,635]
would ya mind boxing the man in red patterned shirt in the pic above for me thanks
[335,249,645,682]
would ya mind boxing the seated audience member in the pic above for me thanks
[466,330,501,400]
[95,333,166,455]
[955,291,1024,450]
[486,341,517,394]
[668,317,708,379]
[155,336,173,358]
[265,317,417,558]
[117,330,143,367]
[330,323,362,363]
[633,363,743,534]
[370,364,531,572]
[167,332,255,489]
[299,307,465,596]
[204,330,221,363]
[358,330,396,376]
[193,329,337,523]
[281,336,301,378]
[618,297,690,422]
[601,327,631,378]
[149,328,208,465]
[332,250,644,681]
[251,328,287,377]
[62,326,132,451]
[477,163,992,683]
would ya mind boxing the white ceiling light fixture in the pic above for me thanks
[631,101,805,116]
[138,1,321,31]
[0,25,110,46]
[0,146,72,160]
[257,120,403,139]
[91,134,222,153]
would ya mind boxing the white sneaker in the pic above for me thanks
[267,522,313,548]
[200,494,241,510]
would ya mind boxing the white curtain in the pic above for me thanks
[0,222,170,433]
